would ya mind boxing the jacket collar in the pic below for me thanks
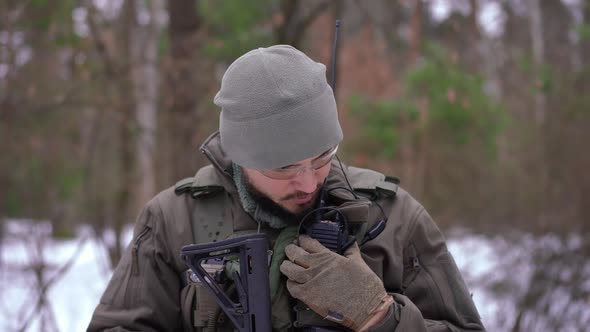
[198,131,237,193]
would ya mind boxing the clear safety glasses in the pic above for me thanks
[259,145,339,180]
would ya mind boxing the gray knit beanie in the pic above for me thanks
[214,45,343,170]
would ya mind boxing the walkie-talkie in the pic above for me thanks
[302,184,356,255]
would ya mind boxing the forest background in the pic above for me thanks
[1,0,589,331]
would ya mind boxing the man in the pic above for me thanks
[89,45,485,331]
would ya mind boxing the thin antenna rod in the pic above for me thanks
[330,19,341,92]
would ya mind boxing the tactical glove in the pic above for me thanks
[280,235,390,331]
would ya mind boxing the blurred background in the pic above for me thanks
[1,0,589,331]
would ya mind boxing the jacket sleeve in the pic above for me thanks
[88,200,185,332]
[372,205,486,332]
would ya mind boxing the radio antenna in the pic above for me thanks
[330,19,341,92]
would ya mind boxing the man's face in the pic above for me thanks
[242,149,334,215]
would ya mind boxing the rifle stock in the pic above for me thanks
[181,234,272,332]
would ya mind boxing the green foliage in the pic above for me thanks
[27,156,45,190]
[1,96,87,219]
[19,0,79,48]
[57,165,85,201]
[517,55,533,73]
[199,0,274,60]
[5,191,21,216]
[349,43,505,160]
[517,55,554,94]
[4,155,45,217]
[158,31,170,55]
[349,95,418,158]
[536,64,553,93]
[55,33,80,47]
[5,147,85,218]
[576,23,590,41]
[29,1,53,31]
[409,44,503,147]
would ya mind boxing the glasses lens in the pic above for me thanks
[260,145,338,180]
[260,169,299,180]
[311,145,338,169]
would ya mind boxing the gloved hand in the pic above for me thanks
[280,235,391,331]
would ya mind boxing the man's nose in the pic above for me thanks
[293,168,319,193]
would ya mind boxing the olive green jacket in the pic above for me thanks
[88,132,485,331]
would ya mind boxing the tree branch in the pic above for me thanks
[84,0,117,76]
[17,234,90,332]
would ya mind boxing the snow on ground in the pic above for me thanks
[1,220,587,331]
[447,227,590,331]
[0,220,132,332]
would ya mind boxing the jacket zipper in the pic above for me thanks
[403,246,445,319]
[412,256,421,270]
[131,225,152,276]
[402,245,421,294]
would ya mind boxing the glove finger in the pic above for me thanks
[284,243,311,268]
[285,281,331,323]
[298,235,329,254]
[280,260,312,284]
[285,279,314,301]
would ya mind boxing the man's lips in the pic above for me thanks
[281,186,321,205]
[291,194,313,204]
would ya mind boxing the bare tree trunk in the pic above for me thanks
[85,0,152,265]
[584,3,590,63]
[274,0,332,49]
[0,3,17,217]
[275,0,299,45]
[529,0,553,229]
[408,0,426,199]
[84,0,120,267]
[109,0,137,266]
[581,0,590,232]
[408,0,423,66]
[131,0,164,209]
[469,0,502,99]
[569,4,583,73]
[0,2,16,105]
[163,0,201,183]
[529,0,546,126]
